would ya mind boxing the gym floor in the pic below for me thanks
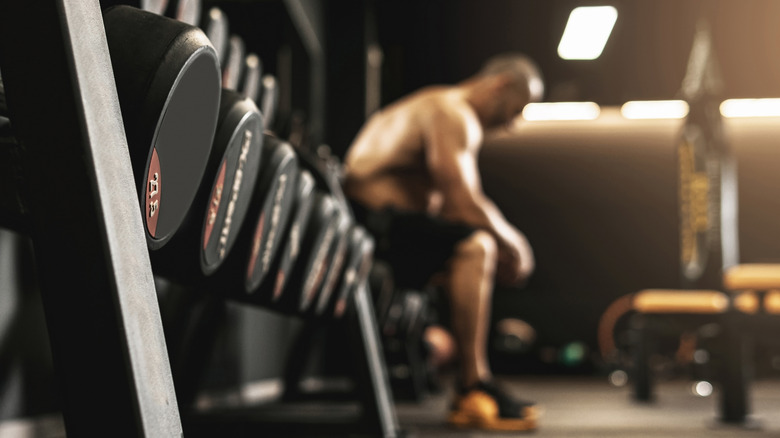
[396,376,780,437]
[4,376,780,437]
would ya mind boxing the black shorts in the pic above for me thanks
[350,200,477,290]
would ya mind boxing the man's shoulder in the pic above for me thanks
[414,93,481,151]
[413,90,475,125]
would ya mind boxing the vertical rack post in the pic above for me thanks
[0,0,182,436]
[350,281,401,437]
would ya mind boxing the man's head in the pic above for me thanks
[470,53,544,128]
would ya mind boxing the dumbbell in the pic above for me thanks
[239,54,262,103]
[292,145,374,318]
[164,0,201,26]
[150,90,264,280]
[267,170,316,301]
[260,75,279,132]
[368,260,396,325]
[309,212,352,316]
[382,289,429,340]
[220,37,260,103]
[244,139,300,294]
[274,191,340,314]
[199,7,229,67]
[103,6,221,250]
[222,35,246,91]
[99,0,168,15]
[299,204,351,313]
[280,146,352,315]
[206,136,299,302]
[327,226,376,318]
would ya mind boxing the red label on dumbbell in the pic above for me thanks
[261,174,288,275]
[335,252,373,318]
[357,252,374,285]
[145,147,162,237]
[246,213,265,282]
[303,224,336,304]
[335,299,347,318]
[318,241,347,312]
[305,256,329,307]
[273,271,285,300]
[203,161,227,249]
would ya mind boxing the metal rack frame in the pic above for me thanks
[0,1,399,436]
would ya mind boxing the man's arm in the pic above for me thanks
[425,108,534,285]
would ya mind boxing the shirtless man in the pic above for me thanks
[344,53,543,431]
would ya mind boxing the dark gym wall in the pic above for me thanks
[375,0,700,107]
[209,1,780,152]
[375,0,780,106]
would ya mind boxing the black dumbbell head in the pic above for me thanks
[222,35,246,90]
[200,90,264,274]
[331,226,375,318]
[165,0,201,26]
[270,170,316,300]
[200,7,229,67]
[369,261,395,324]
[104,6,221,249]
[150,90,264,280]
[244,139,299,293]
[260,75,279,132]
[239,54,262,103]
[384,291,427,339]
[276,192,339,314]
[312,212,352,316]
[300,206,350,313]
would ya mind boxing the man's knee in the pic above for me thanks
[456,230,498,266]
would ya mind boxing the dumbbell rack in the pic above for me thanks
[0,1,399,437]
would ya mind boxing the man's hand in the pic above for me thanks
[495,229,534,287]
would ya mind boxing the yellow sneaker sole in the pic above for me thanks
[448,410,538,432]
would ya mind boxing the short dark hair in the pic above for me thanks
[478,53,544,101]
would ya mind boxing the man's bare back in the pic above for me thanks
[344,85,482,215]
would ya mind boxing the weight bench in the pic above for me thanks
[631,288,755,423]
[632,265,780,425]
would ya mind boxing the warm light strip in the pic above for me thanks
[720,98,780,118]
[621,100,689,120]
[522,102,601,121]
[558,6,618,60]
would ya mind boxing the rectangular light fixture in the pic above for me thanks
[522,102,601,121]
[558,6,618,60]
[720,98,780,118]
[621,100,689,120]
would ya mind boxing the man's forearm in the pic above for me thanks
[441,193,519,247]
